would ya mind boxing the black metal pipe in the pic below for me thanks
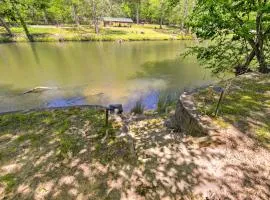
[215,90,225,117]
[105,108,109,126]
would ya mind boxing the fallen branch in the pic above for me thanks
[23,86,58,94]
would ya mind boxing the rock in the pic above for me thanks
[121,125,129,133]
[164,117,176,129]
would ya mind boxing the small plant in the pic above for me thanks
[131,100,144,114]
[157,94,168,113]
[0,174,16,192]
[157,91,179,113]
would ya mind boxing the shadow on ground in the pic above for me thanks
[194,73,270,148]
[0,108,269,199]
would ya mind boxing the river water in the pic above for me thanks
[0,41,212,113]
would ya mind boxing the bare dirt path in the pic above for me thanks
[117,113,270,200]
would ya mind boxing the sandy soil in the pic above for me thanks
[117,113,270,200]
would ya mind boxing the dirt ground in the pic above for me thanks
[119,113,270,200]
[0,108,269,200]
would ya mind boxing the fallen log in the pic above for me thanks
[23,86,58,94]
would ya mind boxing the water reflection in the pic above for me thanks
[0,41,213,113]
[123,91,159,111]
[47,97,86,108]
[29,43,40,64]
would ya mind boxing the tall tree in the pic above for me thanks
[186,0,270,75]
[69,0,81,25]
[123,0,141,24]
[136,0,140,24]
[0,17,12,36]
[90,0,99,33]
[10,0,33,41]
[0,0,13,36]
[84,0,112,34]
[181,0,188,30]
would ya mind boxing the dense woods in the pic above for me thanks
[0,0,196,28]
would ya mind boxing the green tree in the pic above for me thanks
[121,1,132,18]
[151,0,170,28]
[48,0,72,24]
[84,0,113,33]
[0,17,12,35]
[0,1,13,36]
[187,0,270,75]
[2,0,34,41]
[122,0,141,24]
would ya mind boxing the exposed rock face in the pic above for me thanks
[175,92,209,137]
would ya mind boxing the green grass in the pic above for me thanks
[0,107,135,198]
[131,100,145,114]
[193,73,270,148]
[0,174,16,192]
[0,24,193,43]
[157,91,179,114]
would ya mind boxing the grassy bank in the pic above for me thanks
[0,107,135,199]
[0,91,269,199]
[193,73,270,148]
[0,24,193,43]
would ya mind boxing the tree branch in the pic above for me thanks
[264,25,270,37]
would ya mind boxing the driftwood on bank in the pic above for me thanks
[23,87,59,94]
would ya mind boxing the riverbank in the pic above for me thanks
[173,72,270,199]
[0,24,193,43]
[0,106,134,199]
[0,73,269,199]
[191,72,270,148]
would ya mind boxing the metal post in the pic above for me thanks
[215,90,225,117]
[105,108,109,126]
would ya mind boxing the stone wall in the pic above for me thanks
[174,92,209,137]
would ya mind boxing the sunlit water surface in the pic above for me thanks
[0,41,213,112]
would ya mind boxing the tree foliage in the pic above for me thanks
[0,0,196,40]
[186,0,270,75]
[0,0,196,26]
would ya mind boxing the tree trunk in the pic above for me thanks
[94,19,99,34]
[72,4,80,26]
[43,10,48,24]
[17,12,34,42]
[248,39,268,73]
[182,0,189,31]
[0,17,12,36]
[159,17,163,29]
[257,51,268,73]
[255,10,268,73]
[11,1,33,42]
[91,1,99,34]
[245,10,269,73]
[235,49,255,75]
[136,3,140,24]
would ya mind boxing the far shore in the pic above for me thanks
[0,24,193,43]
